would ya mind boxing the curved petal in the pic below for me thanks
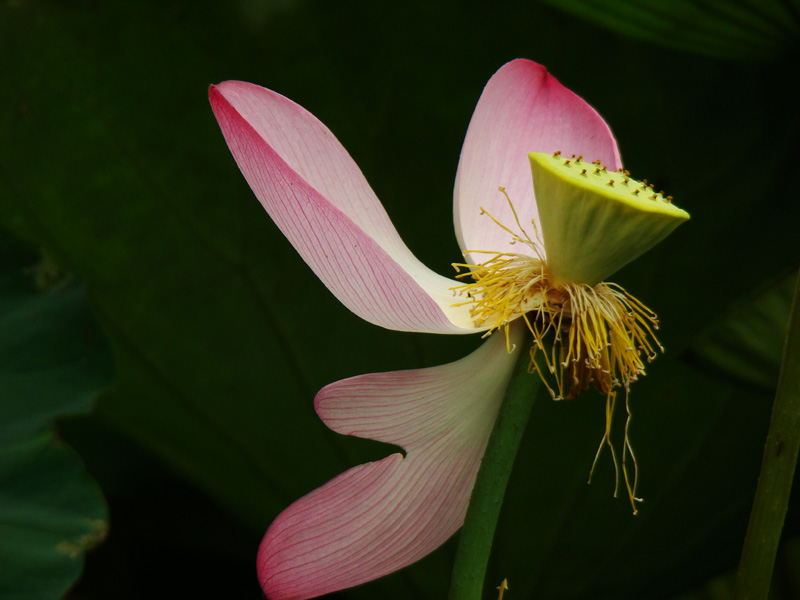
[210,83,475,332]
[454,59,622,264]
[257,323,526,599]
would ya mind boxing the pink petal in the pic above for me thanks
[454,59,622,263]
[257,323,526,599]
[210,83,475,333]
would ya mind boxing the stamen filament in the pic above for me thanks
[450,191,663,512]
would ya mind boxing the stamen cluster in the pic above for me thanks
[451,192,664,512]
[451,252,662,403]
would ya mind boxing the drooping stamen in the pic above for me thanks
[451,186,664,512]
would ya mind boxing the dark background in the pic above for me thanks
[2,1,800,599]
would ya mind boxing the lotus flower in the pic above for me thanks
[209,59,688,600]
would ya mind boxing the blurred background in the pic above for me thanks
[2,0,800,598]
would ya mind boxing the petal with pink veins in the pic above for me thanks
[257,322,526,599]
[210,83,476,333]
[454,59,622,264]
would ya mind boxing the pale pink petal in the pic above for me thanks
[257,323,526,599]
[454,59,622,263]
[210,83,476,332]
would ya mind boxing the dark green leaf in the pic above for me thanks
[539,0,800,61]
[0,257,110,600]
[690,270,796,390]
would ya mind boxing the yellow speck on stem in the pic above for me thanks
[497,579,509,600]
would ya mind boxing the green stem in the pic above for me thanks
[448,335,544,600]
[734,269,800,600]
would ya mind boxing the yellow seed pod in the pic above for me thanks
[529,152,690,287]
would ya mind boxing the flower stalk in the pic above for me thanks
[734,269,800,600]
[449,330,545,600]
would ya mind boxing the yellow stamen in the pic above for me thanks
[451,189,663,512]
